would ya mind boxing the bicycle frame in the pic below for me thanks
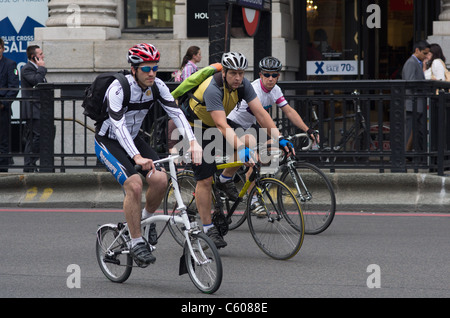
[98,155,209,266]
[214,159,286,228]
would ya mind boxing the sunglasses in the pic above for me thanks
[262,73,280,78]
[139,65,159,73]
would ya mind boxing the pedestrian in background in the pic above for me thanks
[180,46,202,81]
[424,43,447,81]
[168,46,203,154]
[0,38,20,172]
[402,40,430,152]
[21,45,47,172]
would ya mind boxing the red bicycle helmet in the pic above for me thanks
[128,43,160,64]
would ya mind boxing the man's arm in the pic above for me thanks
[6,60,19,98]
[281,104,319,142]
[21,64,47,87]
[247,97,281,139]
[210,109,245,151]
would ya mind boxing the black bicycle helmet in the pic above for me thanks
[259,56,282,72]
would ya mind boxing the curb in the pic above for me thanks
[0,172,449,212]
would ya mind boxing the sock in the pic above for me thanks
[203,223,214,233]
[251,195,258,205]
[219,174,232,183]
[131,237,145,247]
[142,207,154,220]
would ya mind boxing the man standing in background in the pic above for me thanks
[21,45,47,172]
[402,40,430,152]
[0,38,20,172]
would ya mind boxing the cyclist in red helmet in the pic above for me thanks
[95,43,202,266]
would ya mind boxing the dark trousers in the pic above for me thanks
[0,107,12,171]
[23,118,40,170]
[405,111,426,152]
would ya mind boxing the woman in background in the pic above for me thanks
[424,43,447,81]
[180,46,202,81]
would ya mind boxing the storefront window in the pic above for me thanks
[125,0,175,29]
[306,0,361,79]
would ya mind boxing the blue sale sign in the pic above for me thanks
[0,0,49,72]
[0,0,48,118]
[307,60,364,76]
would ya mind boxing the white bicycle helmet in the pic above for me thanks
[259,56,282,72]
[221,52,248,70]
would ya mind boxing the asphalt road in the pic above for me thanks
[0,208,449,301]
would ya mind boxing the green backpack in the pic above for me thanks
[171,63,223,105]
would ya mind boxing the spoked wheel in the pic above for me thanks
[280,162,336,234]
[184,232,223,294]
[96,225,132,283]
[163,171,198,247]
[247,178,304,260]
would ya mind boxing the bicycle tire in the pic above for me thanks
[247,178,304,260]
[96,225,133,283]
[280,162,336,235]
[163,171,198,247]
[184,232,223,294]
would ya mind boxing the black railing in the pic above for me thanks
[0,80,449,176]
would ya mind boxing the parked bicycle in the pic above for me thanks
[96,155,223,294]
[163,157,305,261]
[309,90,378,162]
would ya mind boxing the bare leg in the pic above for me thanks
[196,176,213,225]
[122,174,144,239]
[144,169,168,213]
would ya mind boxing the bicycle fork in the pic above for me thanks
[287,162,312,202]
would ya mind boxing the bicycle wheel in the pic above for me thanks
[163,171,198,247]
[247,178,304,260]
[184,232,223,294]
[280,162,336,235]
[96,225,132,283]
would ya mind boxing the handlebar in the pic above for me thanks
[284,133,314,151]
[134,154,182,172]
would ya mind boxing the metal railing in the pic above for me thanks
[0,80,449,176]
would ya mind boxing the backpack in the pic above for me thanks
[171,63,245,110]
[171,63,222,103]
[82,70,131,125]
[169,69,182,82]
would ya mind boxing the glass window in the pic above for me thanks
[306,0,361,79]
[125,0,175,29]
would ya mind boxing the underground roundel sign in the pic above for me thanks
[242,7,261,37]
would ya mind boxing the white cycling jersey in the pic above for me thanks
[227,79,288,129]
[98,74,195,158]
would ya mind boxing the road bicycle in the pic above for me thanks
[220,134,336,235]
[95,155,223,294]
[309,90,378,162]
[272,133,336,234]
[163,158,305,260]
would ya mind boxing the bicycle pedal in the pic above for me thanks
[103,256,120,265]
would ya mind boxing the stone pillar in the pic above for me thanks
[35,0,121,41]
[428,0,450,66]
[173,0,187,40]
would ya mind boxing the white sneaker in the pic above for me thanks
[250,202,266,218]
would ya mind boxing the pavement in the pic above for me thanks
[1,169,449,212]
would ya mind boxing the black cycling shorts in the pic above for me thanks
[95,134,159,186]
